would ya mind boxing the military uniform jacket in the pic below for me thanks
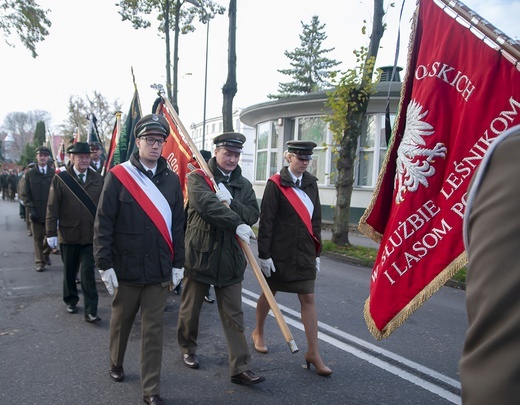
[21,165,53,223]
[93,152,185,285]
[258,166,321,283]
[184,157,259,288]
[45,166,103,245]
[459,126,520,404]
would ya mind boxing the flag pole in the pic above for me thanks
[437,0,520,62]
[157,91,298,354]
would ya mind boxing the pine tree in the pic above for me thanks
[33,121,46,147]
[268,15,341,99]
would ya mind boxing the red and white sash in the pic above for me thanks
[112,161,173,258]
[270,173,320,255]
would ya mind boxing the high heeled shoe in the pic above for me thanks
[251,332,268,354]
[304,352,332,376]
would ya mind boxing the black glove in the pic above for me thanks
[29,210,38,222]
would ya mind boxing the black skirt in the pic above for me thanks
[266,278,315,294]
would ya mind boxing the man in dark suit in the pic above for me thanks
[46,142,103,321]
[89,141,105,173]
[94,114,185,405]
[22,146,53,272]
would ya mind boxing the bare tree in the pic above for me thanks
[60,92,121,144]
[118,0,225,113]
[1,110,50,155]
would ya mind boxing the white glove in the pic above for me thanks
[172,267,184,288]
[216,182,233,205]
[99,268,118,295]
[316,257,321,272]
[259,258,276,277]
[46,236,58,249]
[236,224,256,244]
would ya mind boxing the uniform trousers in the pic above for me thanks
[177,277,251,376]
[30,221,51,266]
[61,243,98,315]
[110,283,169,396]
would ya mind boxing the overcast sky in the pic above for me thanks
[1,0,519,134]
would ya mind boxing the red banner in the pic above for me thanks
[359,0,520,339]
[156,100,199,200]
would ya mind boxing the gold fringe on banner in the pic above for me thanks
[364,251,467,340]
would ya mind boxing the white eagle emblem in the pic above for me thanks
[395,100,447,204]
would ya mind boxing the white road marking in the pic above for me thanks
[242,289,461,405]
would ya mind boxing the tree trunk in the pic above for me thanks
[331,108,362,246]
[172,0,181,113]
[331,0,385,245]
[222,0,237,132]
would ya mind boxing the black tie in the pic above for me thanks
[223,175,230,183]
[78,173,85,184]
[147,170,153,179]
[295,179,300,188]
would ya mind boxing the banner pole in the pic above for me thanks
[437,0,520,62]
[160,94,298,354]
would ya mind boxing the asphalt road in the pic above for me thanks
[0,198,467,404]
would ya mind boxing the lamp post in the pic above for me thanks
[202,19,209,150]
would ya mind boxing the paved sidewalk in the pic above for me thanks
[321,226,379,249]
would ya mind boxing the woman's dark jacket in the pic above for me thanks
[258,166,321,283]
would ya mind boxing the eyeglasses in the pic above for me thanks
[140,136,167,147]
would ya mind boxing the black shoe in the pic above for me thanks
[46,257,51,266]
[204,294,215,303]
[85,314,101,323]
[66,305,77,314]
[231,370,266,386]
[143,394,163,404]
[109,365,124,382]
[182,353,200,369]
[35,265,45,272]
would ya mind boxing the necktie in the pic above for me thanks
[78,173,85,183]
[147,170,153,179]
[295,179,300,188]
[41,168,45,174]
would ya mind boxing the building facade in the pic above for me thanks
[240,73,402,223]
[189,108,255,182]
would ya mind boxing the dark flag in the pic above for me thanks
[359,0,520,340]
[87,113,104,151]
[113,88,142,165]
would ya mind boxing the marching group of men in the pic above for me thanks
[19,114,265,405]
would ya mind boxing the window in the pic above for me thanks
[255,121,279,181]
[355,114,393,187]
[294,116,332,185]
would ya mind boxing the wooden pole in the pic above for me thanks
[437,0,520,63]
[161,95,298,353]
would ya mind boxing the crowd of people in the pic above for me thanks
[4,114,329,405]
